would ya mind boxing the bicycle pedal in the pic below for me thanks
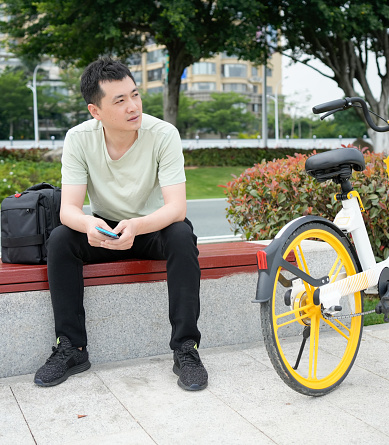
[377,268,389,322]
[375,302,383,314]
[375,302,389,323]
[323,305,342,316]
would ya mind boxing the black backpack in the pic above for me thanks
[1,183,61,264]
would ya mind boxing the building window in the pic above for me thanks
[147,68,162,82]
[252,66,258,77]
[192,82,216,91]
[222,64,247,78]
[127,53,142,66]
[223,83,247,92]
[221,52,238,59]
[147,86,163,94]
[192,62,216,75]
[147,49,166,64]
[132,71,142,84]
[233,103,248,113]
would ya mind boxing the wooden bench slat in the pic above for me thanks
[0,243,273,293]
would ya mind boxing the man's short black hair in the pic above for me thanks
[80,57,136,106]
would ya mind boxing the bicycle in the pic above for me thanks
[255,97,389,396]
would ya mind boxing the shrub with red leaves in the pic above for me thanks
[223,148,389,261]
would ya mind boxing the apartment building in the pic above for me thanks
[129,43,282,117]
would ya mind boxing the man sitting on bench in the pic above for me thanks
[34,57,208,391]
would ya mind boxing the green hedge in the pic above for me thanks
[0,147,50,161]
[223,149,389,261]
[183,147,327,167]
[0,146,326,203]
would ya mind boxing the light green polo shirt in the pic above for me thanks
[61,113,186,222]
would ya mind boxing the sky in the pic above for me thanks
[281,55,383,118]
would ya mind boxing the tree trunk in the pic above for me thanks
[163,76,180,126]
[163,46,191,127]
[368,131,389,153]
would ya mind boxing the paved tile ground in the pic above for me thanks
[1,323,389,445]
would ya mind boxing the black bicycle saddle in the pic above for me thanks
[305,147,365,183]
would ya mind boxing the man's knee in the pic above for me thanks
[162,220,198,257]
[165,220,196,242]
[48,225,80,250]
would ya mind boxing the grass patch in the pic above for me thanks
[364,295,386,326]
[185,166,249,200]
[0,159,250,202]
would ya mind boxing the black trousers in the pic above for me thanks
[46,218,201,350]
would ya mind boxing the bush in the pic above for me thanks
[0,147,49,161]
[0,159,61,201]
[223,149,389,261]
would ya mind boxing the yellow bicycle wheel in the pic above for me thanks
[260,222,363,396]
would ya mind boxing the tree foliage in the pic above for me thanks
[195,92,256,137]
[57,68,89,129]
[141,91,255,138]
[0,67,32,139]
[0,0,279,126]
[277,0,389,151]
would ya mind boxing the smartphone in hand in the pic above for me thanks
[95,226,120,239]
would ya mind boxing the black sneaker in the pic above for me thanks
[173,340,208,391]
[34,336,91,387]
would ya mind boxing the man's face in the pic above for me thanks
[88,76,142,133]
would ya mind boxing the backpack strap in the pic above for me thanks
[26,182,57,192]
[2,234,44,247]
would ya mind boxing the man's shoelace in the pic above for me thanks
[177,349,201,368]
[46,345,77,363]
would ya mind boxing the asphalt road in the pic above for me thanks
[186,198,233,238]
[84,198,234,238]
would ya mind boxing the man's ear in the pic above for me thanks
[87,103,101,120]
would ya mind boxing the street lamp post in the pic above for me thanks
[267,94,279,144]
[262,65,268,148]
[27,64,40,147]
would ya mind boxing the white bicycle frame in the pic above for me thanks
[315,192,389,310]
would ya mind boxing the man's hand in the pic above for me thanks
[85,217,119,248]
[94,218,139,250]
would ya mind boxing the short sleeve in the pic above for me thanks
[61,131,89,185]
[157,127,186,187]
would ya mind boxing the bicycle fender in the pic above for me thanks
[254,215,354,303]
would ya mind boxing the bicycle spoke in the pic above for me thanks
[329,256,346,283]
[321,315,351,341]
[274,303,315,328]
[293,243,313,296]
[308,312,321,379]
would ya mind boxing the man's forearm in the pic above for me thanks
[131,202,186,236]
[60,205,96,234]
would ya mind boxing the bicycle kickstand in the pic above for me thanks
[293,326,311,370]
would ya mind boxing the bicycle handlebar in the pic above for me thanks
[312,98,348,114]
[312,97,389,132]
